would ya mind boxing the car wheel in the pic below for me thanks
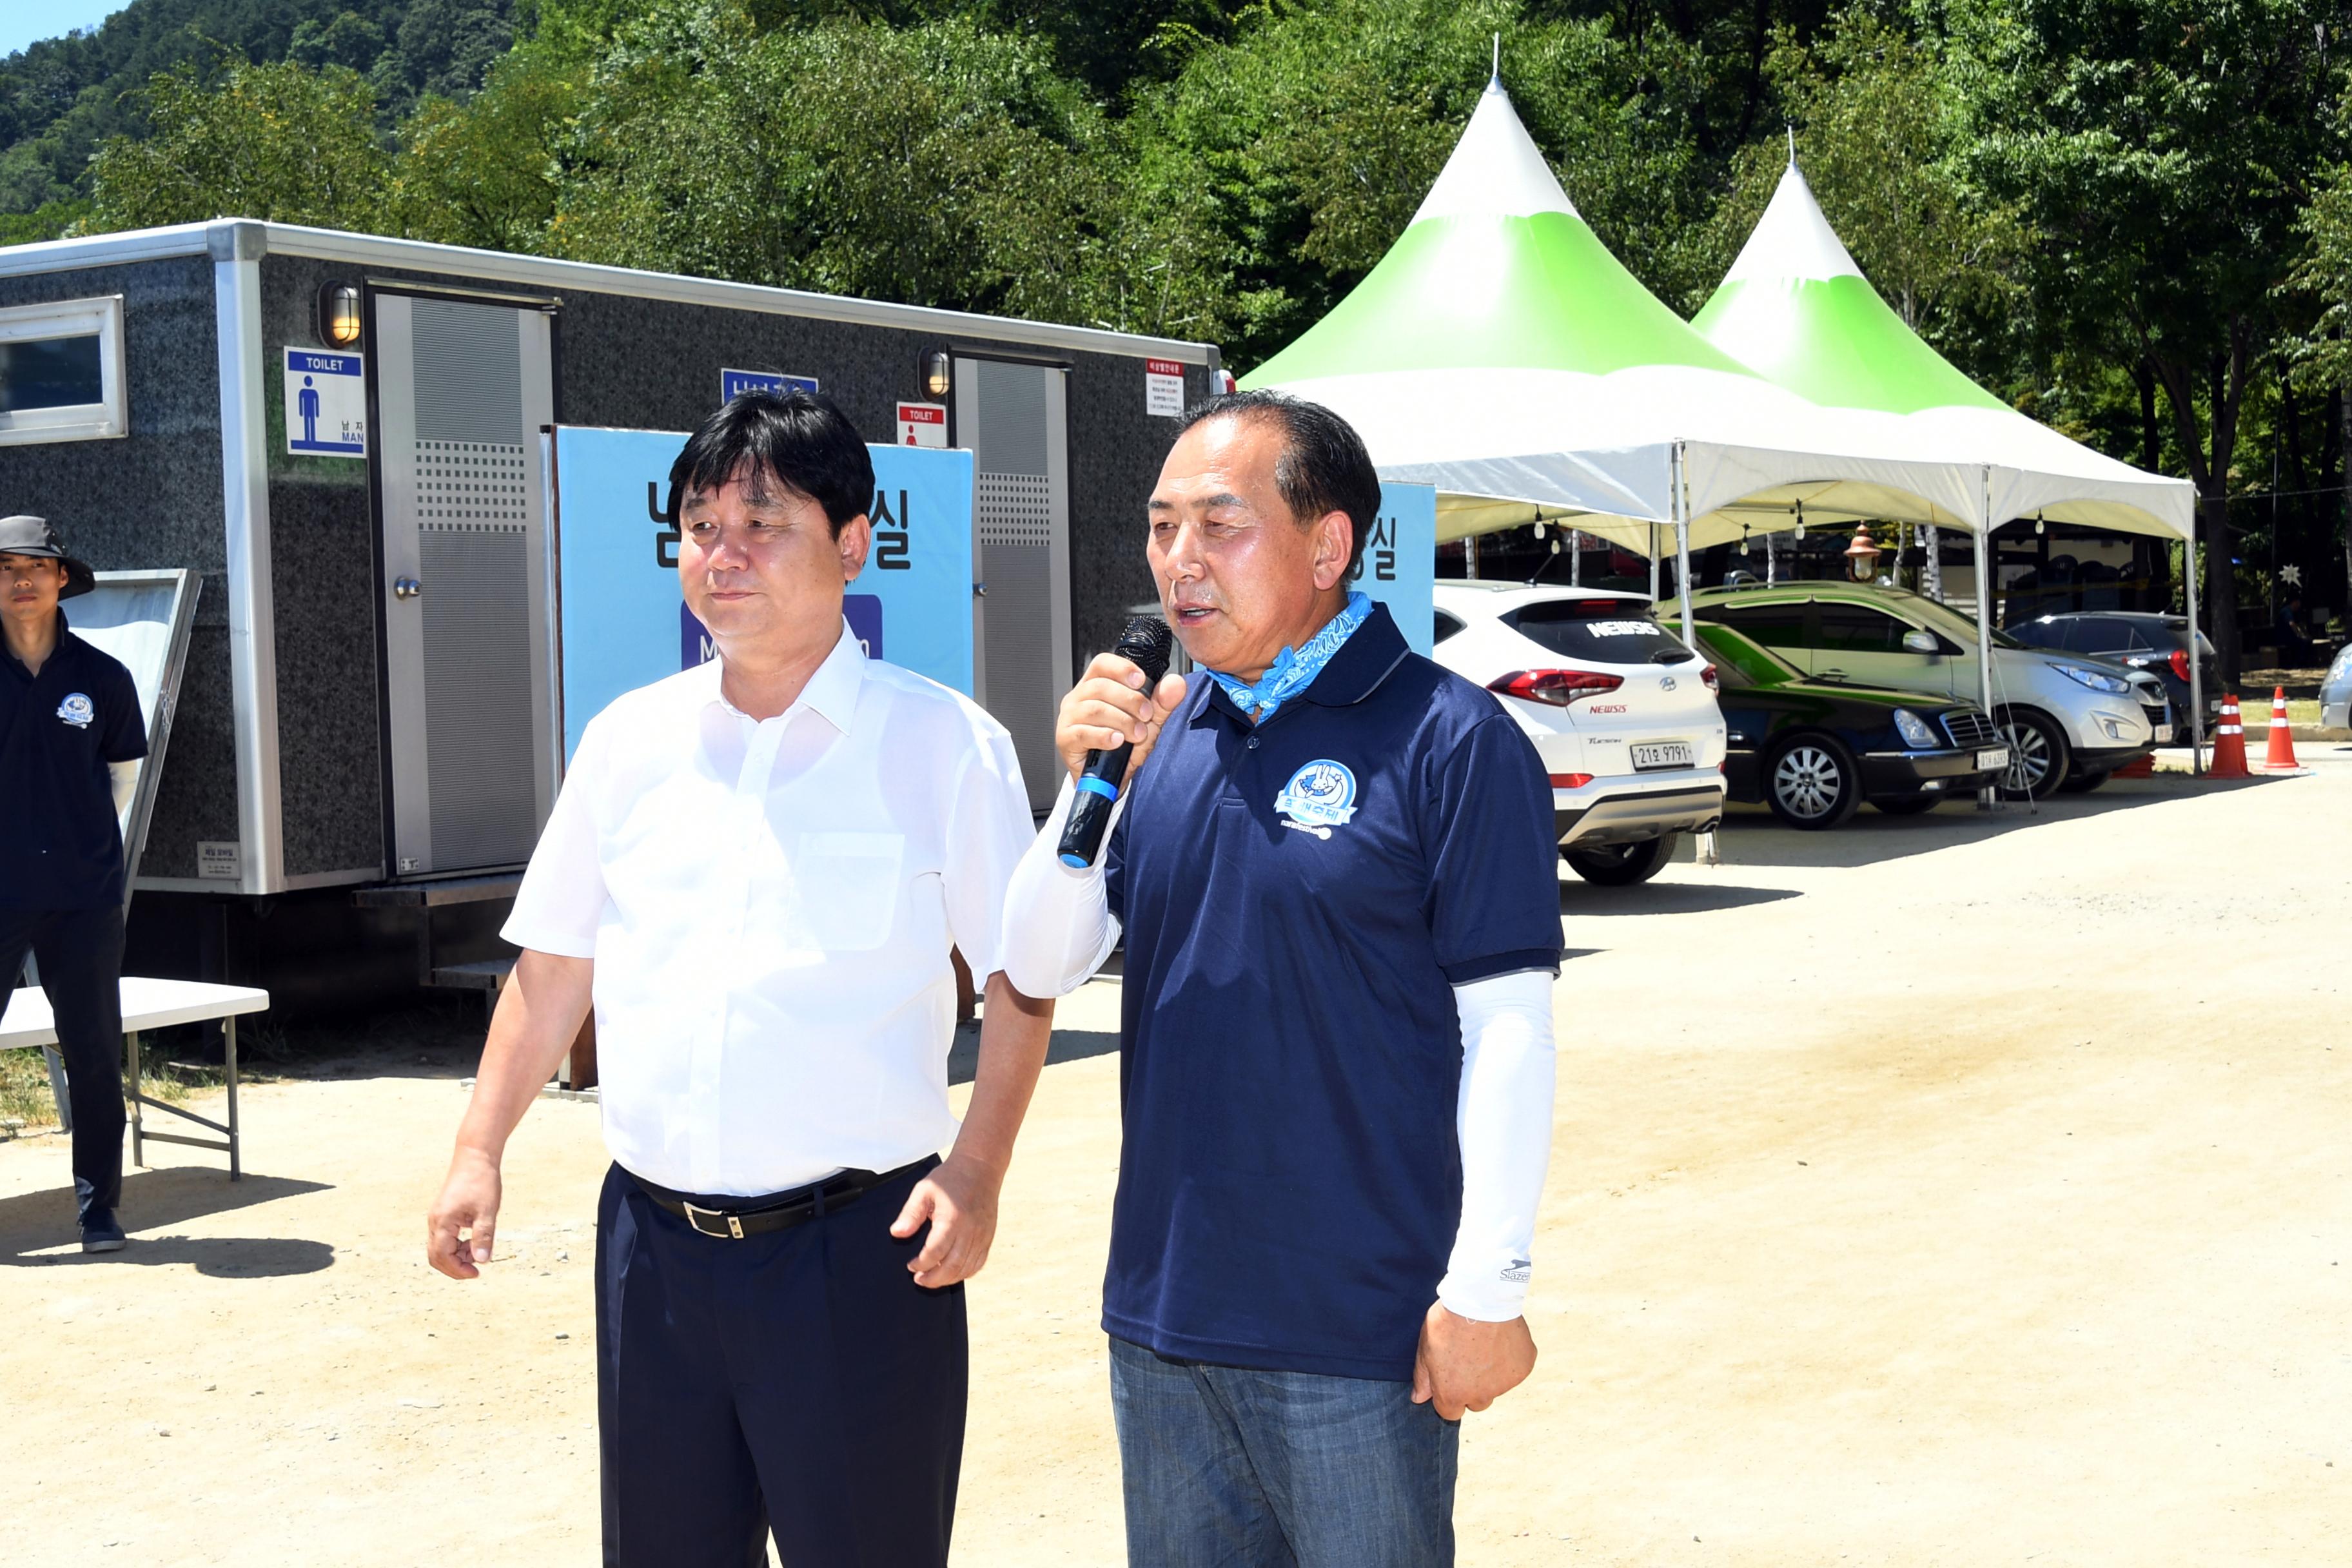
[2057,769,2110,794]
[1562,834,1679,886]
[1995,709,2070,801]
[1765,736,1861,829]
[1870,794,1939,816]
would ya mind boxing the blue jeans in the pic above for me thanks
[1108,1335,1459,1568]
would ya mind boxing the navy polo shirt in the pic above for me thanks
[0,614,146,911]
[1102,602,1563,1382]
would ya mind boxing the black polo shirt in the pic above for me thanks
[1101,602,1563,1381]
[1,612,146,910]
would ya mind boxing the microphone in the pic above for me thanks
[1057,616,1176,868]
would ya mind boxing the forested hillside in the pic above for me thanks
[0,0,517,239]
[4,0,2350,636]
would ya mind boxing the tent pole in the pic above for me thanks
[2184,530,2205,774]
[1464,531,1479,581]
[1570,529,1581,585]
[1976,471,1999,811]
[1649,524,1660,600]
[1673,442,1696,647]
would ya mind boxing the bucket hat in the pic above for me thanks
[0,514,95,599]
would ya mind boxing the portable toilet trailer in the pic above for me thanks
[0,219,1219,1012]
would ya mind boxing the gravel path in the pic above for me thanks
[5,750,2347,1565]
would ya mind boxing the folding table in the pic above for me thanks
[0,977,271,1181]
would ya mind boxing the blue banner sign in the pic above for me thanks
[550,426,975,762]
[1358,482,1437,655]
[720,368,820,402]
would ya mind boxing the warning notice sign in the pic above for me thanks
[1146,358,1186,418]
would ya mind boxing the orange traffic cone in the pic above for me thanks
[2258,685,2303,772]
[2208,693,2249,778]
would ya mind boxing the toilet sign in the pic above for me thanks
[284,348,366,456]
[896,402,948,447]
[1145,358,1186,417]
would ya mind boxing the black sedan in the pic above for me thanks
[1692,623,2012,829]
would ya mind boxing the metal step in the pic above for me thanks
[351,873,524,909]
[428,957,514,993]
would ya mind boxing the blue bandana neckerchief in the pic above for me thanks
[1204,591,1374,723]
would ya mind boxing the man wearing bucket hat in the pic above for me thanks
[1,514,145,1253]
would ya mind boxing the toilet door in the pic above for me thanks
[955,357,1072,811]
[373,293,558,875]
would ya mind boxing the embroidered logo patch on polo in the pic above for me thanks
[56,692,93,729]
[1273,760,1357,839]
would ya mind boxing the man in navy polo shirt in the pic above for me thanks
[1004,393,1563,1564]
[1,515,146,1253]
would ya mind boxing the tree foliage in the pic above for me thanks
[13,0,2352,639]
[0,0,515,233]
[87,55,393,231]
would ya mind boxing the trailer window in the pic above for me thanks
[0,296,126,445]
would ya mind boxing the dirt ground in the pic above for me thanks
[5,747,2349,1566]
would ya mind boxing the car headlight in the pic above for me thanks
[1892,708,1941,749]
[2057,663,2132,694]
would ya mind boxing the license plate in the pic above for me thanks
[1975,747,2010,771]
[1631,741,1694,771]
[2155,723,2174,742]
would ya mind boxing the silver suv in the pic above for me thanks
[1665,582,2165,799]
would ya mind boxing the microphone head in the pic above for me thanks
[1113,615,1176,685]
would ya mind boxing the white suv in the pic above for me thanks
[1433,582,1727,885]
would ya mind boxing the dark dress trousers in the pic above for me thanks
[595,1159,966,1567]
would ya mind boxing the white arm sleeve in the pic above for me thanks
[109,761,138,817]
[1435,968,1557,1322]
[999,777,1124,999]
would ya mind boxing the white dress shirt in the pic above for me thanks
[504,620,1032,1197]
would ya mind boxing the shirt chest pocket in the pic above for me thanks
[790,831,905,952]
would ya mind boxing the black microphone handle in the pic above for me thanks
[1055,614,1175,868]
[1057,738,1136,868]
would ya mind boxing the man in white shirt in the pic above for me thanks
[426,389,1053,1567]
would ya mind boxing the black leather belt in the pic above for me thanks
[628,1158,932,1241]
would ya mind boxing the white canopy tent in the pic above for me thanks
[1689,159,2204,750]
[1240,77,1983,631]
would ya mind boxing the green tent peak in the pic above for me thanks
[1694,162,2007,415]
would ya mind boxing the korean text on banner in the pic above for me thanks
[284,348,366,456]
[721,368,820,402]
[549,427,976,763]
[1358,482,1436,655]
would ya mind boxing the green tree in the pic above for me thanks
[547,5,1130,323]
[1949,0,2344,681]
[86,55,392,231]
[1703,13,2030,348]
[2284,87,2352,616]
[1121,0,1722,369]
[389,42,582,250]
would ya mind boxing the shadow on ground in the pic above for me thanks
[1709,772,2284,870]
[1563,881,1800,917]
[950,1027,1119,1086]
[0,1166,333,1275]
